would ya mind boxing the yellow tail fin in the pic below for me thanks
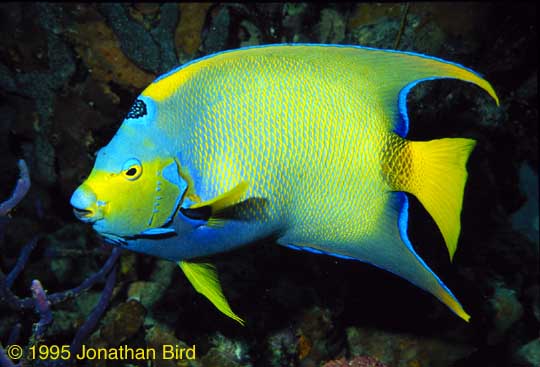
[407,138,476,260]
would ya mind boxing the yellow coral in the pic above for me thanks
[347,3,402,30]
[128,3,161,31]
[175,3,213,56]
[66,6,155,90]
[297,333,312,360]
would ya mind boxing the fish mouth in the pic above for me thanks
[73,207,97,223]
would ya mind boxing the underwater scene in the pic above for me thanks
[0,3,538,367]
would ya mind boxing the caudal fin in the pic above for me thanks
[406,138,476,260]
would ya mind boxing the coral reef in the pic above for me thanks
[175,3,214,57]
[98,4,167,74]
[0,3,537,367]
[238,20,262,47]
[202,5,231,54]
[99,300,146,345]
[346,326,474,367]
[515,338,540,367]
[511,163,539,245]
[316,9,346,44]
[0,160,121,366]
[323,356,388,367]
[0,160,30,217]
[65,4,156,90]
[145,323,192,367]
[488,281,524,344]
[295,306,337,365]
[266,328,298,367]
[199,332,251,367]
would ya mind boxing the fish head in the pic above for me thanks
[70,97,188,239]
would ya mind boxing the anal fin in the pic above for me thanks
[278,192,470,321]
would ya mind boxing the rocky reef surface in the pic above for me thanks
[0,3,537,367]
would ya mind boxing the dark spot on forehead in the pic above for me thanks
[126,99,147,119]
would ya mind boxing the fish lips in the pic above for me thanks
[72,207,96,223]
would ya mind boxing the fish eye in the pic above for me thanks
[126,167,138,176]
[122,158,142,181]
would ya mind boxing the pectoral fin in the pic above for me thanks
[181,197,269,228]
[190,181,249,211]
[179,261,244,325]
[184,181,263,228]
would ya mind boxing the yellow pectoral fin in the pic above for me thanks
[188,181,249,228]
[178,261,245,325]
[190,181,248,212]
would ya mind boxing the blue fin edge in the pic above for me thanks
[284,243,358,260]
[395,77,440,137]
[395,192,464,311]
[139,228,176,236]
[152,43,483,89]
[283,192,466,318]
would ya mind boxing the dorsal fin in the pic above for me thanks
[344,46,499,136]
[142,44,499,136]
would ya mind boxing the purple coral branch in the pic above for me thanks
[0,160,30,217]
[1,246,122,311]
[0,236,39,310]
[0,272,29,310]
[47,246,122,304]
[0,326,20,367]
[70,264,117,356]
[5,236,39,288]
[0,158,122,364]
[0,345,19,367]
[30,280,53,341]
[7,323,21,347]
[0,247,121,366]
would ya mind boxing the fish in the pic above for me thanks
[70,44,499,325]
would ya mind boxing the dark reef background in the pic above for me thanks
[0,3,538,367]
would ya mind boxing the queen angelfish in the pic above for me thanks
[70,44,499,324]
